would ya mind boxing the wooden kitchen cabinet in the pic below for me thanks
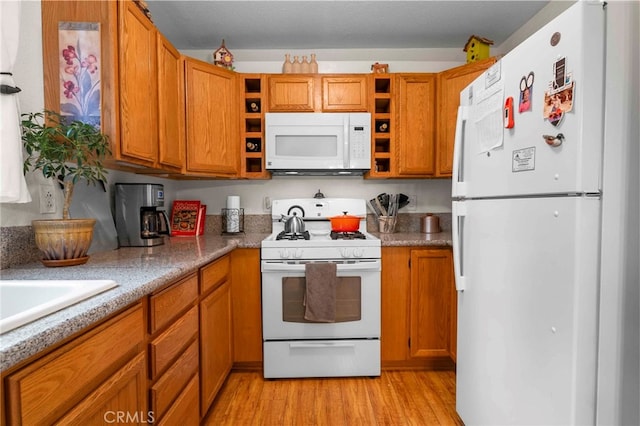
[240,75,270,178]
[157,31,186,173]
[409,249,455,360]
[267,74,368,112]
[367,74,436,178]
[268,75,316,111]
[381,247,456,369]
[118,0,158,167]
[231,249,263,368]
[396,73,437,176]
[41,1,186,173]
[199,256,233,418]
[4,303,146,425]
[436,57,497,176]
[184,57,239,177]
[148,273,199,423]
[322,76,368,111]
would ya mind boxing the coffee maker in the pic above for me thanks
[114,183,170,247]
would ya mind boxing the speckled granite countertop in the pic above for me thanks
[0,233,268,372]
[373,231,452,247]
[0,230,449,372]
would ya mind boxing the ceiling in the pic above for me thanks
[145,1,553,51]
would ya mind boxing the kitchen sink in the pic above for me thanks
[0,280,118,334]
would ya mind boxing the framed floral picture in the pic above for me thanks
[58,22,101,127]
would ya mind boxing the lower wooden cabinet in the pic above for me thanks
[199,256,233,418]
[381,247,456,369]
[148,273,199,423]
[231,248,263,368]
[3,303,146,425]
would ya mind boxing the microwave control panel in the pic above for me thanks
[349,113,371,168]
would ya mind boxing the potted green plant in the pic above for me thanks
[22,110,111,266]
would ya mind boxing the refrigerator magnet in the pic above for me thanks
[543,81,574,127]
[519,72,534,113]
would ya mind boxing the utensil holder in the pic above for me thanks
[378,215,397,233]
[221,208,244,234]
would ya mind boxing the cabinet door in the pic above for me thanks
[5,304,144,425]
[409,249,453,359]
[397,74,436,176]
[436,58,496,176]
[56,352,148,425]
[185,58,239,176]
[322,76,368,111]
[381,247,411,363]
[268,76,315,111]
[118,1,158,166]
[200,279,232,418]
[157,32,185,172]
[231,249,263,366]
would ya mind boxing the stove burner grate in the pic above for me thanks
[276,231,311,241]
[330,231,367,240]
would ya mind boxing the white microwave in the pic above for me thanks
[265,112,371,175]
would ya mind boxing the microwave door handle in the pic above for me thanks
[343,116,350,168]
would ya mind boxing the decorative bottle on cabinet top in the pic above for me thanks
[292,55,301,73]
[301,56,310,73]
[310,53,318,73]
[283,53,292,73]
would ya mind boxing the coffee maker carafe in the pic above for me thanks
[115,183,170,247]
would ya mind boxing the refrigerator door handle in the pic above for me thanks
[452,201,466,291]
[452,106,468,198]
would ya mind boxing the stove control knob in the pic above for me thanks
[353,248,364,258]
[279,249,290,259]
[340,248,352,258]
[294,248,303,259]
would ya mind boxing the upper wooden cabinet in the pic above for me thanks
[436,57,497,176]
[267,74,368,112]
[268,75,315,111]
[184,57,239,177]
[397,73,437,176]
[42,1,185,173]
[322,76,368,111]
[118,1,158,167]
[157,32,185,173]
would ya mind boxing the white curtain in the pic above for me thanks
[0,1,31,203]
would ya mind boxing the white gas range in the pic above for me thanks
[261,198,381,379]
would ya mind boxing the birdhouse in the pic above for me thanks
[463,35,494,63]
[213,39,234,70]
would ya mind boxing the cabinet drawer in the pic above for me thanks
[5,303,144,425]
[157,374,200,426]
[150,306,198,378]
[200,255,230,294]
[149,273,198,334]
[151,340,198,420]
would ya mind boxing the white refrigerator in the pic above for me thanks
[452,2,607,424]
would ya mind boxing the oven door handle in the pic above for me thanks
[289,342,356,349]
[261,260,381,272]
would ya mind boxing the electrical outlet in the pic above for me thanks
[39,184,56,214]
[407,194,417,211]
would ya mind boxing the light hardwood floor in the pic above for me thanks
[203,370,463,425]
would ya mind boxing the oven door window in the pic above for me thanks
[282,277,361,323]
